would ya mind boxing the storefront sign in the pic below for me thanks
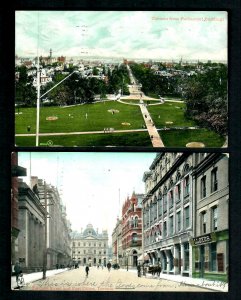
[191,233,216,246]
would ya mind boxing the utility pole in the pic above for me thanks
[43,181,47,279]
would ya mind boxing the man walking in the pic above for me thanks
[137,263,141,277]
[85,265,89,277]
[14,262,22,284]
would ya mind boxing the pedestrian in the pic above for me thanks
[137,263,141,277]
[85,265,89,277]
[107,262,111,272]
[14,262,22,284]
[27,125,31,132]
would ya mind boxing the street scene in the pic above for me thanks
[15,11,227,147]
[11,152,229,292]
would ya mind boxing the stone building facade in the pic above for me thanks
[191,153,229,281]
[71,224,109,267]
[16,177,72,272]
[112,217,122,266]
[11,152,26,270]
[142,153,229,280]
[17,179,45,272]
[143,153,193,276]
[36,177,72,269]
[121,193,143,268]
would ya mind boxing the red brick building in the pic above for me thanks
[121,192,143,268]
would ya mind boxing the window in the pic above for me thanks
[201,176,207,198]
[72,242,75,247]
[94,250,96,254]
[89,243,91,247]
[175,184,181,202]
[158,194,163,216]
[211,168,218,193]
[184,206,190,228]
[163,194,167,213]
[78,242,80,246]
[134,216,138,227]
[184,243,189,271]
[169,216,174,235]
[184,176,190,197]
[210,243,217,271]
[154,201,157,220]
[177,211,181,231]
[212,206,218,231]
[201,211,207,234]
[99,251,102,255]
[84,250,86,254]
[99,243,101,247]
[132,233,138,243]
[169,190,173,208]
[163,221,167,237]
[84,243,86,247]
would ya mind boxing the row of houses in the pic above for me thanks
[11,153,72,273]
[112,152,229,281]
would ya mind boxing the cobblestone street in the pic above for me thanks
[20,267,211,292]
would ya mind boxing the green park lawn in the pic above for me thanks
[15,132,152,147]
[148,101,196,128]
[160,129,225,148]
[15,100,225,147]
[15,101,144,134]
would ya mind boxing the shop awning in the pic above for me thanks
[138,253,149,261]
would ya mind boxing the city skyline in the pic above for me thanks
[18,152,157,242]
[16,11,227,61]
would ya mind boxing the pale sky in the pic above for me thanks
[15,11,227,61]
[18,152,156,243]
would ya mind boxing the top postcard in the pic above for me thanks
[15,11,227,148]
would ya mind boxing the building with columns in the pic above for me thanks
[142,153,229,280]
[16,177,72,272]
[71,224,109,267]
[121,193,143,268]
[17,179,45,272]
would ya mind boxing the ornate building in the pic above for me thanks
[121,193,143,268]
[142,153,229,280]
[71,224,109,267]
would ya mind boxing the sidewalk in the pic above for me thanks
[11,268,68,290]
[119,268,228,292]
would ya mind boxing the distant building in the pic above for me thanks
[71,224,109,267]
[121,193,143,268]
[58,56,66,64]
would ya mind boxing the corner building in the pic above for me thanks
[142,153,229,280]
[121,193,143,268]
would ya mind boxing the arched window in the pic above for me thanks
[134,216,138,227]
[132,233,138,243]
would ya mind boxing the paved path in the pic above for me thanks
[126,64,165,147]
[140,104,164,147]
[16,129,148,137]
